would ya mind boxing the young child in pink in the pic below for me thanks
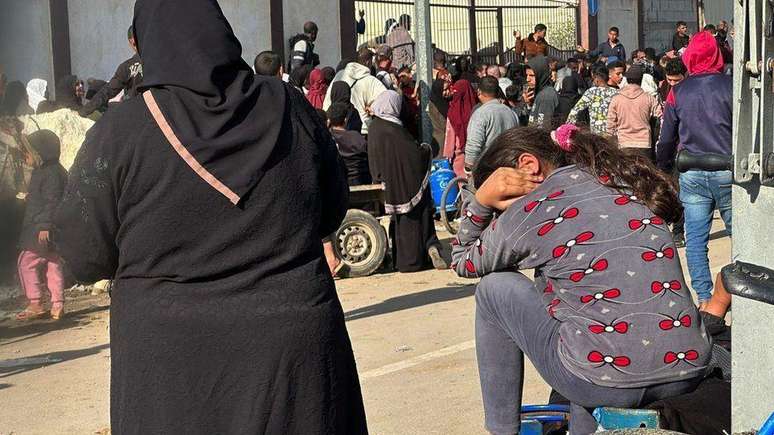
[16,130,68,321]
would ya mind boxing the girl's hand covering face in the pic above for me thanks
[475,167,543,211]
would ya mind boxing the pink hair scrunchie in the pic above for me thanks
[551,124,580,152]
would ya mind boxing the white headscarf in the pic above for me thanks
[26,79,47,113]
[371,90,403,126]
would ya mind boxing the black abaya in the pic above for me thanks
[54,1,366,433]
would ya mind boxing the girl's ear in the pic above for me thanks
[517,152,541,176]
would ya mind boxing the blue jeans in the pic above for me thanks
[679,170,733,302]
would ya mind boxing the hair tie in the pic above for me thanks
[551,124,580,152]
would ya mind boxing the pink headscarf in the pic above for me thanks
[305,68,327,109]
[682,31,725,75]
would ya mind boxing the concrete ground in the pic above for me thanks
[0,219,731,435]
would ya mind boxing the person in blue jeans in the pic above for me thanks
[656,31,732,305]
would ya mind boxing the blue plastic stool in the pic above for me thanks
[760,411,774,435]
[593,407,660,430]
[520,404,571,434]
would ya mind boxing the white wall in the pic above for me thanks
[703,0,733,27]
[283,0,343,69]
[0,0,53,84]
[67,0,272,82]
[596,0,639,58]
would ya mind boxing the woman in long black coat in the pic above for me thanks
[54,1,367,433]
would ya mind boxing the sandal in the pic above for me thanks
[50,306,65,321]
[16,306,48,321]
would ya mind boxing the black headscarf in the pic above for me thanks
[529,56,553,94]
[430,78,449,119]
[133,0,287,205]
[54,75,82,110]
[0,81,28,116]
[330,81,351,105]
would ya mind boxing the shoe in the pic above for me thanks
[50,305,64,321]
[428,245,449,270]
[673,233,685,248]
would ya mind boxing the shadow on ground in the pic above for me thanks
[0,303,109,344]
[345,284,475,321]
[0,342,109,379]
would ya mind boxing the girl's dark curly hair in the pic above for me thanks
[473,127,682,223]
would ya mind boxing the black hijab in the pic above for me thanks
[54,75,82,110]
[133,0,287,205]
[0,81,27,116]
[529,56,553,94]
[330,81,351,105]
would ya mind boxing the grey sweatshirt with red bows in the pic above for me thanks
[452,165,711,387]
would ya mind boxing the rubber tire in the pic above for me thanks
[439,176,468,235]
[335,209,388,278]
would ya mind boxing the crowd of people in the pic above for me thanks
[0,1,736,433]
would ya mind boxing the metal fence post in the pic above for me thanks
[415,0,434,146]
[469,0,478,61]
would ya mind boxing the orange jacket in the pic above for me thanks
[515,35,548,59]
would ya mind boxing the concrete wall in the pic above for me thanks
[283,0,343,69]
[0,0,53,84]
[703,0,733,27]
[67,0,272,82]
[595,0,639,59]
[641,0,696,53]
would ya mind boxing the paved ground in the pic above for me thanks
[0,219,731,435]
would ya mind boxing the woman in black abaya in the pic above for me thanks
[54,1,367,433]
[367,91,447,272]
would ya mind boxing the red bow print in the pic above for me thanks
[651,280,682,294]
[588,351,631,367]
[664,350,699,364]
[538,208,580,236]
[524,190,564,212]
[544,281,554,294]
[580,288,621,304]
[570,259,608,282]
[474,239,484,255]
[659,315,692,331]
[599,174,611,184]
[465,259,476,274]
[548,298,561,317]
[553,232,595,258]
[642,247,675,262]
[615,194,640,206]
[465,209,486,225]
[589,321,629,334]
[629,217,665,230]
[450,238,460,247]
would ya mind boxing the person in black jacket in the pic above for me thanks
[288,21,319,73]
[79,26,143,117]
[15,130,68,321]
[672,21,691,54]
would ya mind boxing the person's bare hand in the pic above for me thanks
[522,88,535,105]
[38,230,50,245]
[475,168,543,210]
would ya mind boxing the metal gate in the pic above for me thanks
[354,0,578,63]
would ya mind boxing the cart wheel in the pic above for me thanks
[335,209,388,278]
[440,176,467,235]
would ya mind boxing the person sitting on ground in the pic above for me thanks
[80,25,144,117]
[452,125,710,435]
[514,24,549,61]
[254,50,284,78]
[328,102,371,187]
[288,21,319,73]
[657,31,732,308]
[323,47,387,135]
[15,130,68,321]
[524,56,559,130]
[464,76,519,173]
[367,91,447,272]
[607,65,662,159]
[567,67,618,138]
